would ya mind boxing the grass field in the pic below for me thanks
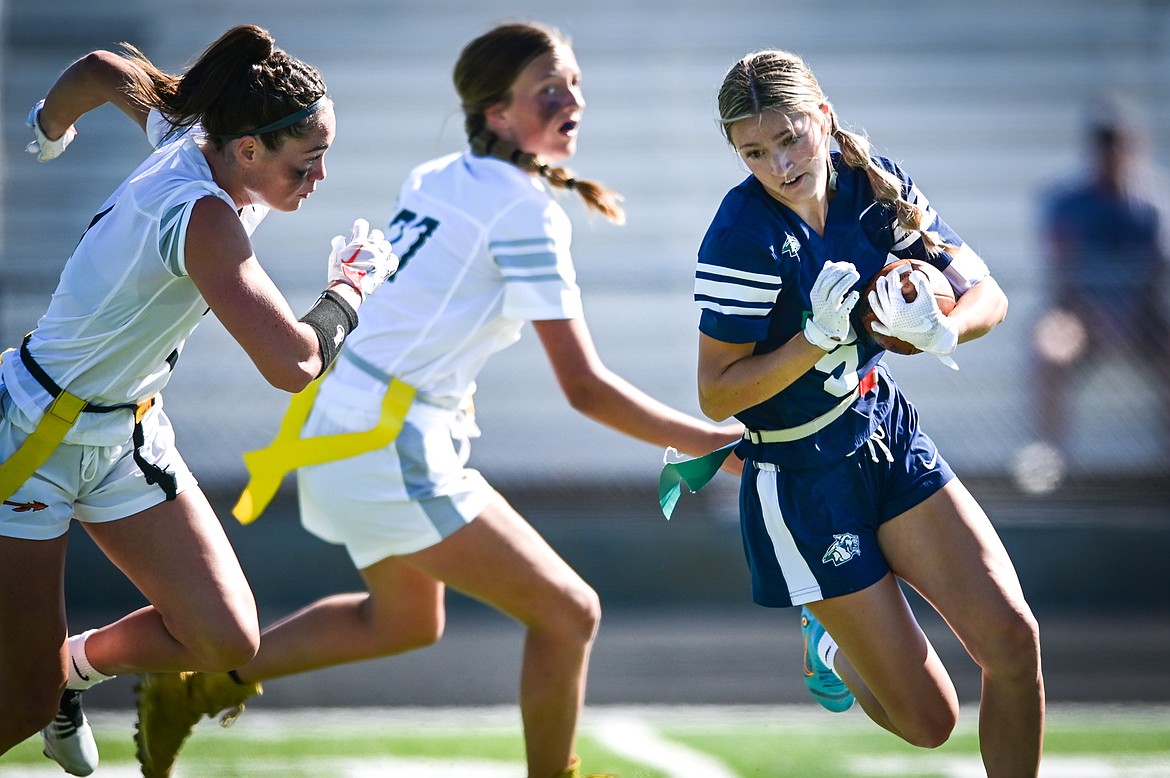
[2,704,1168,777]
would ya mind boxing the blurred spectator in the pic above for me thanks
[1015,94,1170,493]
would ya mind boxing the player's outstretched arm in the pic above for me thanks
[28,50,153,160]
[533,317,742,462]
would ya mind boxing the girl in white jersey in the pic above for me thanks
[1,25,394,775]
[135,22,741,778]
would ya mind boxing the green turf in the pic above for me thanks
[658,708,1170,777]
[2,705,1167,776]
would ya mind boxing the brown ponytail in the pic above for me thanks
[118,24,327,150]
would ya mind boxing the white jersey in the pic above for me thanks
[0,112,268,446]
[332,150,583,404]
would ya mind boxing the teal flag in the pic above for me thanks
[658,442,738,519]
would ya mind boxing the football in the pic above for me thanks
[855,259,956,354]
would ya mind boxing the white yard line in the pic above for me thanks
[588,711,740,778]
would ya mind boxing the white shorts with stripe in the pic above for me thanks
[0,384,197,540]
[296,377,493,569]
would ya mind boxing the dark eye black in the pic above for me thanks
[297,158,321,178]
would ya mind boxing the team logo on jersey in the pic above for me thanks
[822,533,860,566]
[781,233,801,257]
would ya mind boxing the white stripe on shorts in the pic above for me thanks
[755,467,823,604]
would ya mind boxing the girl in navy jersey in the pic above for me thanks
[135,22,740,778]
[694,50,1043,775]
[4,25,393,775]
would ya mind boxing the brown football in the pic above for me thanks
[856,259,956,355]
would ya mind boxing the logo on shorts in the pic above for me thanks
[4,499,48,512]
[822,533,860,566]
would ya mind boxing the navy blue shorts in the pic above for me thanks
[739,390,954,608]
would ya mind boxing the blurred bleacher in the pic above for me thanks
[4,0,1169,489]
[3,1,1169,620]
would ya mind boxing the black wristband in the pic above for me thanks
[299,289,358,376]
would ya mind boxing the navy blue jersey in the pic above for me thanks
[696,152,966,469]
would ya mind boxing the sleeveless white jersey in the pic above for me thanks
[0,113,267,445]
[333,150,583,404]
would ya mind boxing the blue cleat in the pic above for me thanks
[801,606,855,712]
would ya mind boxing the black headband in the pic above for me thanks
[223,95,326,141]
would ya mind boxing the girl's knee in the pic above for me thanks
[1008,608,1042,658]
[559,581,602,644]
[191,634,259,672]
[180,611,261,671]
[977,606,1043,679]
[530,579,600,646]
[899,713,957,749]
[891,699,958,749]
[212,627,261,670]
[865,670,959,749]
[381,605,445,653]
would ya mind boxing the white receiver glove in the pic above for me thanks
[803,260,861,351]
[869,269,960,369]
[327,218,399,301]
[26,100,77,162]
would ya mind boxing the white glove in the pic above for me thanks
[26,100,77,162]
[327,218,399,301]
[869,269,960,368]
[803,260,860,351]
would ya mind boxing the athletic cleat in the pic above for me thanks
[41,689,99,776]
[134,671,261,777]
[801,606,855,712]
[556,755,617,778]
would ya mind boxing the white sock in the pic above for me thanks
[816,631,841,676]
[65,629,116,691]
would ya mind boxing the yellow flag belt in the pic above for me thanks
[0,379,87,504]
[0,343,161,504]
[232,372,416,524]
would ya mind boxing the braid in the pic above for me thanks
[122,25,328,150]
[830,112,950,255]
[262,53,327,113]
[470,129,625,224]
